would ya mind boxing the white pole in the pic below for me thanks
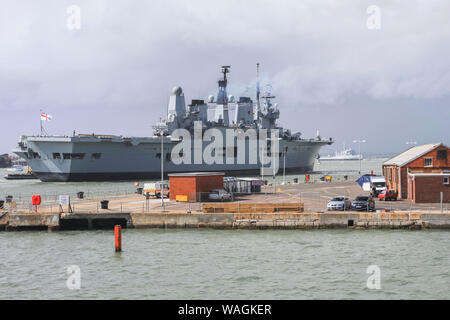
[40,109,43,136]
[283,146,286,185]
[273,144,276,193]
[161,131,165,210]
[359,140,362,174]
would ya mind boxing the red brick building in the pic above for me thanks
[407,171,449,203]
[382,143,450,202]
[168,172,224,201]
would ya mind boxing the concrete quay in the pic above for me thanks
[1,210,450,231]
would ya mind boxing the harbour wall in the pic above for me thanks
[1,211,450,231]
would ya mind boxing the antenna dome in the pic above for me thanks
[208,95,215,103]
[228,94,235,103]
[172,86,183,96]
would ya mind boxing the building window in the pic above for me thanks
[437,149,447,160]
[33,152,40,159]
[156,153,161,159]
[53,153,61,159]
[424,158,433,167]
[444,177,449,185]
[91,153,101,159]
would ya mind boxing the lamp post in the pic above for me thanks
[283,146,287,185]
[353,139,366,175]
[153,120,168,210]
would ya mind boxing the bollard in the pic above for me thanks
[115,225,122,252]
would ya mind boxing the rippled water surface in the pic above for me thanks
[1,229,449,299]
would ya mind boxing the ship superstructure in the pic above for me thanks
[14,65,333,182]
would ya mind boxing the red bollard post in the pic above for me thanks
[114,225,122,252]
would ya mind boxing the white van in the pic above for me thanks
[360,176,386,194]
[143,181,169,198]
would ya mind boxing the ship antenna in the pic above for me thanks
[221,66,230,83]
[256,63,261,117]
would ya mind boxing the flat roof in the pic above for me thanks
[168,172,225,177]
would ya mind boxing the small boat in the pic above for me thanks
[4,166,38,180]
[6,165,24,173]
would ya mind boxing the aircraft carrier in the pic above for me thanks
[13,65,333,182]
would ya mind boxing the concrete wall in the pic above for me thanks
[8,213,59,228]
[3,211,450,231]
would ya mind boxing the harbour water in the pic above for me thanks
[3,158,449,300]
[0,229,449,299]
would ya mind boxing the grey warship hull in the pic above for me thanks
[14,135,330,182]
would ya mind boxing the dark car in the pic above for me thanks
[351,195,375,211]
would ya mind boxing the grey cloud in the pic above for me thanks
[0,0,449,154]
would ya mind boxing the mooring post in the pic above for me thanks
[115,225,122,252]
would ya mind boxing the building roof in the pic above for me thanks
[168,172,225,177]
[383,143,443,167]
[408,172,450,177]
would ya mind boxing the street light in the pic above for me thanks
[153,120,168,210]
[353,139,366,175]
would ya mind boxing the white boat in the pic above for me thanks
[6,165,24,173]
[320,144,362,161]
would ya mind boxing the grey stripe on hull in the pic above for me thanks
[34,166,313,182]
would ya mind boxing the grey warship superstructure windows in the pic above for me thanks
[91,153,101,159]
[53,153,61,159]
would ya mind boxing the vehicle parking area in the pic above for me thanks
[258,181,446,213]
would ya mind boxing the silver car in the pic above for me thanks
[327,196,352,211]
[208,189,232,202]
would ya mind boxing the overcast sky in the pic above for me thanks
[1,0,449,155]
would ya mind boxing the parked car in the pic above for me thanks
[208,189,232,202]
[378,190,398,201]
[351,195,375,211]
[327,196,352,211]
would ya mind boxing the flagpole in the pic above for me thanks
[40,109,43,136]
